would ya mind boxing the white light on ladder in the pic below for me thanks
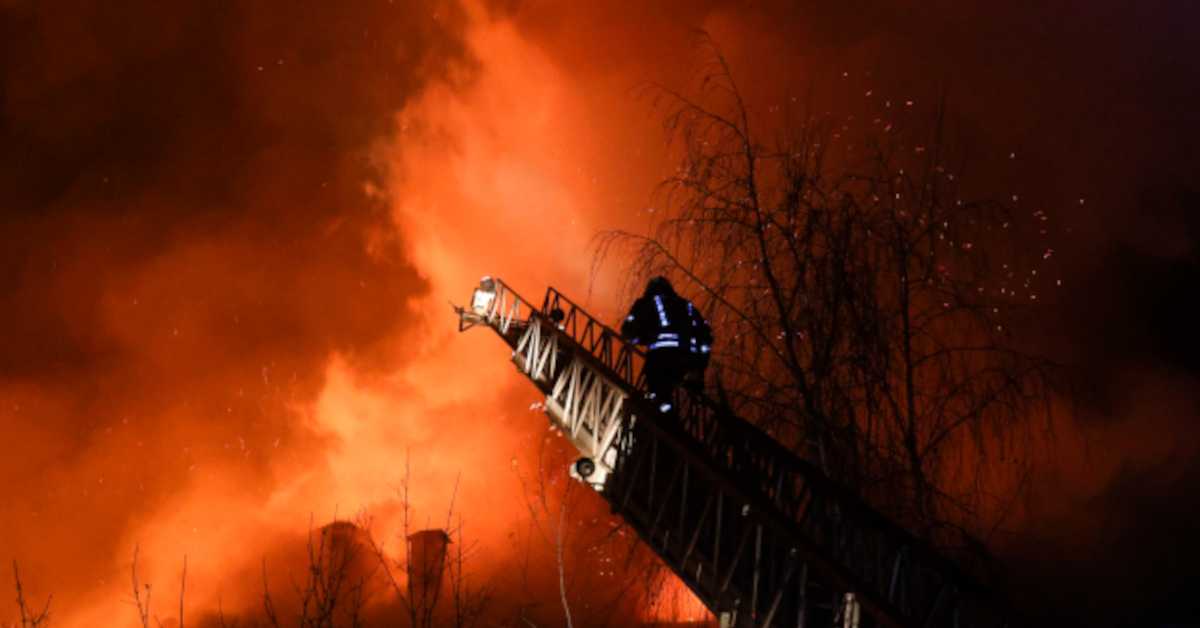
[472,276,497,315]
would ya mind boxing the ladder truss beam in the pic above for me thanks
[457,278,1016,628]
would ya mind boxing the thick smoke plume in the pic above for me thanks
[0,0,479,623]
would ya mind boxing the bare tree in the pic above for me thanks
[215,594,238,628]
[257,515,374,628]
[298,518,366,627]
[446,514,493,628]
[131,546,153,628]
[261,558,282,628]
[512,430,583,628]
[12,561,51,628]
[130,546,187,628]
[598,35,1057,547]
[362,454,422,628]
[178,557,186,628]
[510,426,676,627]
[360,456,493,628]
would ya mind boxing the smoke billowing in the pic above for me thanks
[2,0,1198,626]
[0,0,479,622]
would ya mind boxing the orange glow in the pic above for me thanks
[5,2,1189,627]
[3,5,670,625]
[641,573,714,626]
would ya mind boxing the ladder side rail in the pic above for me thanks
[470,278,540,345]
[674,390,1013,627]
[608,401,914,628]
[678,390,939,620]
[467,281,1014,627]
[503,305,633,482]
[541,287,647,395]
[608,413,754,625]
[539,329,640,477]
[518,298,916,624]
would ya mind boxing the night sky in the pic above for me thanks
[2,1,1198,626]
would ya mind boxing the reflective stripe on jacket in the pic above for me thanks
[621,290,710,356]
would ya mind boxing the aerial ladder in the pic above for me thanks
[456,277,1015,628]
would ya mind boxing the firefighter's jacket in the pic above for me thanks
[620,289,712,360]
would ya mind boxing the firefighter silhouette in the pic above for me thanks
[621,276,712,413]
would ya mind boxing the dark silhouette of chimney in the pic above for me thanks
[407,529,450,619]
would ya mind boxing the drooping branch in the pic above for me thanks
[13,561,52,628]
[599,39,1060,543]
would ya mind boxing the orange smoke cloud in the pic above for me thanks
[0,0,473,623]
[1,0,693,624]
